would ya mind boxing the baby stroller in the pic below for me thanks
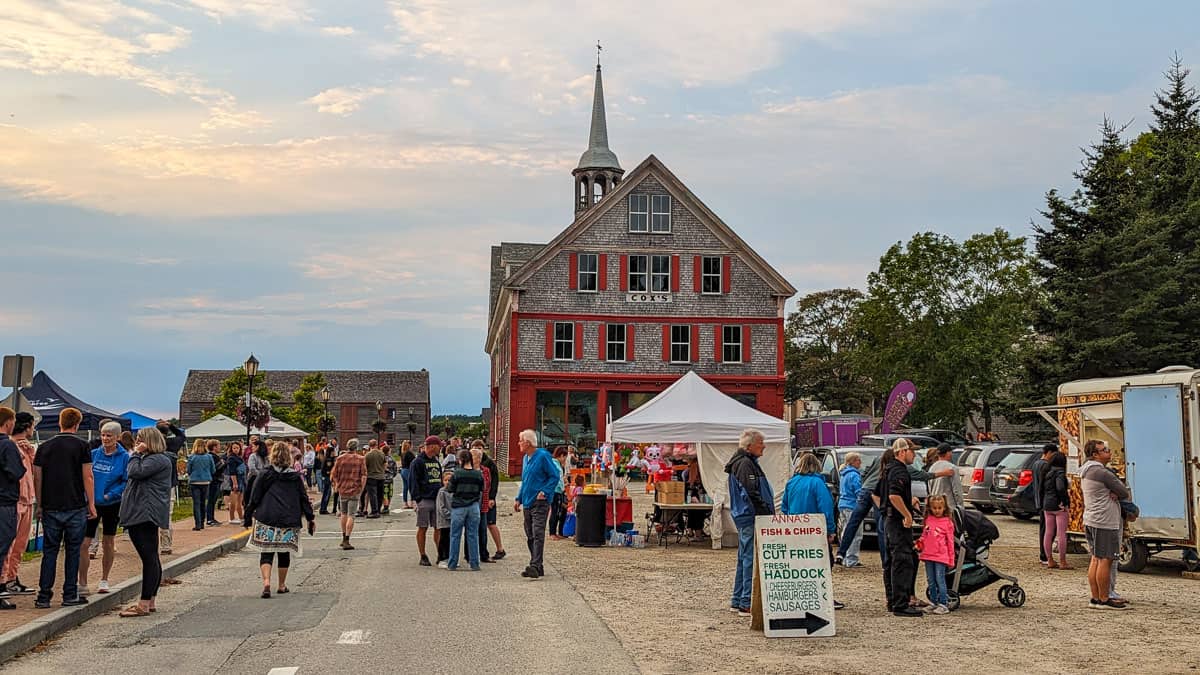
[936,508,1026,610]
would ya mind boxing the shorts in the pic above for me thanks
[486,507,497,526]
[86,502,121,538]
[338,498,360,516]
[416,500,437,528]
[1085,525,1121,560]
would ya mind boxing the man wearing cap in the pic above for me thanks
[412,436,445,566]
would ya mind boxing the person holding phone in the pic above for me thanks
[117,427,173,617]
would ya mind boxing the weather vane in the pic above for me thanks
[597,40,602,66]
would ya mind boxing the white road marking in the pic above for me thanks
[336,630,371,645]
[267,668,299,675]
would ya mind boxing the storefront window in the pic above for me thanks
[535,389,598,451]
[729,393,757,409]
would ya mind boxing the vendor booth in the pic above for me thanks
[608,371,790,549]
[3,371,130,437]
[119,410,160,431]
[184,414,310,441]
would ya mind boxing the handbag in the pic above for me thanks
[562,512,577,537]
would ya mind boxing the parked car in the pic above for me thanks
[989,449,1041,519]
[906,428,970,447]
[963,445,1041,512]
[956,445,985,496]
[859,433,941,450]
[808,446,928,547]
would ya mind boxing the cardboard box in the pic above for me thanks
[657,481,684,504]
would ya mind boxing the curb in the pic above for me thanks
[0,529,250,664]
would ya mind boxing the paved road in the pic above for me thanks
[1,494,638,675]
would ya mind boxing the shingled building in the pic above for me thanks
[486,60,796,475]
[179,369,431,447]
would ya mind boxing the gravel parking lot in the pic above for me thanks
[542,496,1200,675]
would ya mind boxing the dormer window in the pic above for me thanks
[629,194,671,233]
[651,195,671,232]
[629,195,648,232]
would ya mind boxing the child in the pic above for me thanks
[435,471,452,568]
[568,475,585,514]
[918,494,956,615]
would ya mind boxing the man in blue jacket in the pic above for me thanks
[514,429,558,579]
[80,421,129,595]
[724,428,774,617]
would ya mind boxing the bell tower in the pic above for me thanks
[573,44,623,216]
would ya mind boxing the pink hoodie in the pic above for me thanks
[918,514,956,566]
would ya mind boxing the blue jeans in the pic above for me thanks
[925,561,948,606]
[319,474,333,512]
[836,489,874,560]
[875,508,887,566]
[190,485,207,529]
[838,507,864,566]
[730,517,755,609]
[38,508,87,602]
[448,503,481,570]
[400,468,412,503]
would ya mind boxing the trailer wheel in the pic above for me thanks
[1118,539,1149,573]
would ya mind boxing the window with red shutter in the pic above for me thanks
[690,325,700,363]
[722,256,732,294]
[619,255,629,291]
[693,256,702,293]
[743,325,752,362]
[574,322,583,360]
[544,322,554,360]
[714,325,723,362]
[671,254,680,292]
[598,253,608,290]
[661,325,671,361]
[598,323,607,360]
[568,253,578,290]
[627,324,636,361]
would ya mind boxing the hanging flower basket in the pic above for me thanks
[317,415,337,434]
[236,396,272,429]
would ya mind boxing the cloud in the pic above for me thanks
[306,86,386,116]
[182,0,312,28]
[320,25,355,36]
[450,77,471,88]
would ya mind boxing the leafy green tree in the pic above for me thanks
[279,372,328,434]
[784,288,872,413]
[202,367,282,421]
[855,229,1037,428]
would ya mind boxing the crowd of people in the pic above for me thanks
[725,429,1137,621]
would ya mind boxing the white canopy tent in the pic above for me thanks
[608,371,791,548]
[184,414,309,441]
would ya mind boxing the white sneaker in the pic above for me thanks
[932,604,949,615]
[437,561,448,569]
[97,580,110,594]
[77,585,90,597]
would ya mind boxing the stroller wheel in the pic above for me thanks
[997,585,1009,604]
[1003,585,1026,608]
[946,591,961,612]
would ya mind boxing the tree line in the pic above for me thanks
[785,56,1200,432]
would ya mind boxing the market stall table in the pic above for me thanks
[650,502,713,548]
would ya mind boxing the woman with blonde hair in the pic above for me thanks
[118,426,173,617]
[185,439,215,531]
[245,442,315,598]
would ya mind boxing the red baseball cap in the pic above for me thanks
[424,435,443,446]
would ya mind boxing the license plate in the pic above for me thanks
[997,478,1008,488]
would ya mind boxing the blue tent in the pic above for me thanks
[120,410,160,431]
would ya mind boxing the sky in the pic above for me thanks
[1,0,1197,418]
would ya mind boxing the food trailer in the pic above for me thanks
[1023,366,1200,573]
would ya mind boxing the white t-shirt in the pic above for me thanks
[928,459,963,511]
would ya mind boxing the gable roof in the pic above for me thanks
[179,370,430,404]
[504,154,797,296]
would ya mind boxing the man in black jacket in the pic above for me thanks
[0,408,28,610]
[481,451,505,560]
[876,441,922,617]
[724,429,774,617]
[1031,444,1056,564]
[411,437,444,566]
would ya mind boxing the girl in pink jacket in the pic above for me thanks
[918,495,956,614]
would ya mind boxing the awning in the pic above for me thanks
[1020,400,1123,450]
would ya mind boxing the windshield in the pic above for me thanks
[857,451,885,472]
[998,451,1035,470]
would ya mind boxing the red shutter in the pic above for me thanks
[722,256,732,294]
[671,254,680,292]
[545,322,554,359]
[598,323,607,360]
[568,253,578,290]
[619,255,628,291]
[574,322,583,360]
[627,324,636,362]
[693,256,702,293]
[714,324,723,362]
[743,325,752,363]
[598,253,608,290]
[662,325,671,361]
[690,325,700,363]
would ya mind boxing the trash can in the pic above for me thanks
[575,493,608,547]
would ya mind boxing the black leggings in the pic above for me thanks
[259,552,291,568]
[127,522,161,601]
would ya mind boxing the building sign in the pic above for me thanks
[755,513,835,638]
[625,293,672,303]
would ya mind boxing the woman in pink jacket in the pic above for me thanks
[918,495,956,615]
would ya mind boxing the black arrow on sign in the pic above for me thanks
[769,612,830,634]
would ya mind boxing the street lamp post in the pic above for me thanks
[320,385,331,443]
[375,400,384,444]
[243,354,259,449]
[406,407,416,444]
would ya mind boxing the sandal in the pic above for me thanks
[1047,560,1059,569]
[119,604,151,618]
[277,587,290,594]
[1058,563,1076,570]
[261,587,271,599]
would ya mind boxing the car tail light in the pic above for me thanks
[972,468,984,484]
[1018,469,1033,487]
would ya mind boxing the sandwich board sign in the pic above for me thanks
[755,513,835,637]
